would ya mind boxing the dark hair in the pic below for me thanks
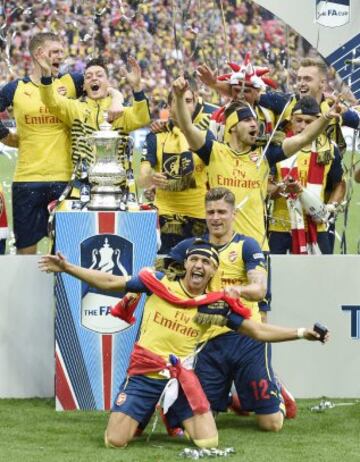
[29,32,60,55]
[85,58,108,76]
[292,96,320,116]
[185,238,220,267]
[205,187,235,207]
[224,100,250,120]
[299,58,328,77]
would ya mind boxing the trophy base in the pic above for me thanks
[87,192,122,211]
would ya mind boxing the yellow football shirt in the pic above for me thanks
[142,126,208,218]
[1,74,81,182]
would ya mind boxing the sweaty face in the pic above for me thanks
[296,66,325,101]
[183,254,216,294]
[84,66,109,100]
[41,40,64,76]
[230,116,259,146]
[291,114,317,135]
[206,198,235,240]
[170,89,195,122]
[231,84,260,106]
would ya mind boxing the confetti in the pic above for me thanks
[310,399,359,413]
[179,447,235,459]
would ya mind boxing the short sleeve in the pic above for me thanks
[242,237,267,272]
[195,130,215,165]
[141,132,157,167]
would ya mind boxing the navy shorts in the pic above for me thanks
[12,181,68,249]
[0,239,5,254]
[112,375,194,427]
[269,231,332,255]
[194,332,282,415]
[159,214,207,254]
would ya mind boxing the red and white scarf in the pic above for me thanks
[279,142,325,254]
[128,344,210,414]
[111,268,252,323]
[0,186,9,240]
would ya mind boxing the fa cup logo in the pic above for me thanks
[80,234,134,333]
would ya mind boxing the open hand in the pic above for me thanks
[35,49,52,77]
[196,64,217,87]
[38,252,68,273]
[120,56,142,92]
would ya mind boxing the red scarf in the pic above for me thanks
[111,268,252,323]
[306,149,326,251]
[279,148,325,254]
[128,344,209,414]
[0,188,9,240]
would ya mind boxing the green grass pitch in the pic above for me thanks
[0,398,359,462]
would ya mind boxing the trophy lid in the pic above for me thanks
[91,113,120,139]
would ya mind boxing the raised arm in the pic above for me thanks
[38,252,128,292]
[282,107,341,157]
[197,64,232,98]
[120,56,142,93]
[173,76,206,151]
[36,51,75,127]
[113,57,151,131]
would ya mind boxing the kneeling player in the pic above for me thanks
[39,242,328,446]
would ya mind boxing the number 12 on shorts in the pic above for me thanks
[250,379,270,400]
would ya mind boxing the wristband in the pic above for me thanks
[226,312,245,331]
[297,327,306,339]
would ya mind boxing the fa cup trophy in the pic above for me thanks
[86,115,126,210]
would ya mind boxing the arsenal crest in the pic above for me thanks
[116,392,127,406]
[316,0,350,28]
[249,151,259,162]
[228,250,238,263]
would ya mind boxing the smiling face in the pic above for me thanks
[206,198,235,243]
[35,40,64,76]
[296,66,325,102]
[183,253,217,295]
[84,65,109,100]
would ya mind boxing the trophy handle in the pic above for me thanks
[74,136,93,179]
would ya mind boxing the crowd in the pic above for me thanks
[0,0,345,112]
[0,0,358,452]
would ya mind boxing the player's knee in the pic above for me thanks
[193,434,219,448]
[104,430,128,448]
[257,415,283,432]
